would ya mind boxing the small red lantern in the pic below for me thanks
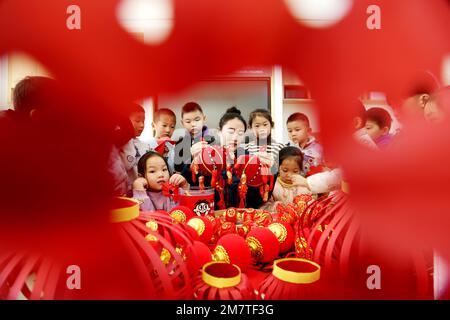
[186,241,213,275]
[213,234,251,272]
[186,216,214,244]
[193,262,254,300]
[234,155,274,208]
[246,228,279,263]
[257,258,321,300]
[268,221,295,254]
[169,205,195,224]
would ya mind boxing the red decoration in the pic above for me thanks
[225,208,238,223]
[186,216,214,244]
[193,262,254,300]
[154,138,176,156]
[213,234,251,272]
[268,221,295,254]
[246,228,279,263]
[257,258,321,300]
[162,182,180,202]
[234,155,274,207]
[252,210,273,227]
[169,205,195,224]
[186,241,213,275]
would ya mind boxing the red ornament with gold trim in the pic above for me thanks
[191,145,228,209]
[186,216,213,244]
[216,221,236,240]
[268,221,295,254]
[169,205,194,224]
[245,228,279,263]
[253,209,273,227]
[257,258,321,300]
[213,234,251,272]
[193,262,254,300]
[225,207,238,223]
[234,155,274,208]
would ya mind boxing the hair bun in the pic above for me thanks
[226,106,241,115]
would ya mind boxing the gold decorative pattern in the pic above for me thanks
[187,218,205,236]
[246,236,264,260]
[160,248,171,265]
[145,220,159,232]
[202,262,241,288]
[268,223,288,243]
[212,245,230,263]
[170,210,186,223]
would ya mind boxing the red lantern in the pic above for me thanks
[213,234,251,272]
[268,221,295,254]
[225,208,238,223]
[246,228,279,263]
[191,145,228,209]
[169,205,195,224]
[186,241,213,276]
[216,221,236,240]
[193,262,254,300]
[234,155,274,208]
[257,258,321,300]
[253,210,273,227]
[186,216,214,244]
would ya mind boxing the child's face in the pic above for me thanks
[251,115,272,140]
[129,111,145,137]
[279,157,302,184]
[153,114,176,139]
[220,118,246,153]
[144,156,170,191]
[287,120,310,146]
[365,120,388,141]
[181,110,206,136]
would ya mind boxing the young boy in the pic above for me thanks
[120,103,150,191]
[364,107,393,148]
[148,108,177,172]
[286,113,324,176]
[173,102,217,183]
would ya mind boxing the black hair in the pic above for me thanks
[154,108,176,122]
[181,102,204,117]
[219,106,247,131]
[248,108,274,128]
[279,146,304,169]
[13,76,57,115]
[137,151,170,177]
[127,103,145,116]
[365,108,392,130]
[286,112,310,127]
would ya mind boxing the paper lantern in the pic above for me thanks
[253,210,273,227]
[213,234,251,272]
[268,221,295,254]
[216,221,236,240]
[257,258,321,300]
[246,228,279,263]
[187,216,213,244]
[169,205,195,224]
[193,262,254,300]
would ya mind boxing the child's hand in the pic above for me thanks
[170,174,188,189]
[191,141,208,158]
[133,177,148,191]
[291,174,309,189]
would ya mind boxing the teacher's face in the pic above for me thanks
[220,118,246,153]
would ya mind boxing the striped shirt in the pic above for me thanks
[243,138,286,174]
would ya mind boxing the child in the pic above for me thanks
[120,103,151,190]
[174,102,217,184]
[244,108,285,174]
[364,107,393,148]
[286,113,324,176]
[148,108,177,172]
[353,101,378,149]
[261,146,311,211]
[132,151,188,211]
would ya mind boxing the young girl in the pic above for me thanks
[260,146,311,211]
[244,109,285,174]
[132,151,188,211]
